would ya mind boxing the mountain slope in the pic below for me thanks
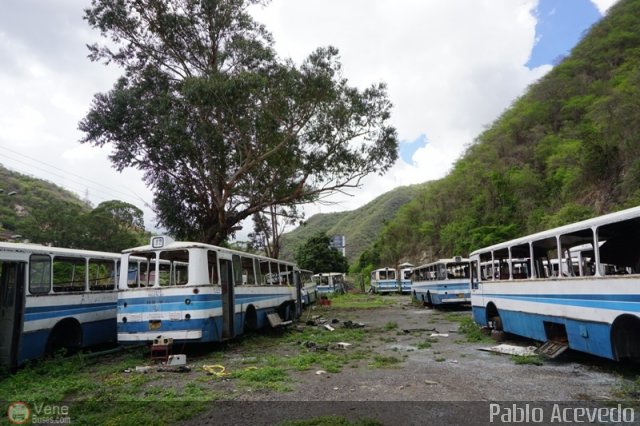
[280,183,427,263]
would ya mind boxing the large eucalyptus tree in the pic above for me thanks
[81,0,398,245]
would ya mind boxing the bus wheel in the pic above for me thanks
[492,315,503,331]
[611,315,640,361]
[243,306,258,333]
[46,319,82,357]
[426,292,433,308]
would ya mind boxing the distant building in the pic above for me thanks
[329,235,346,257]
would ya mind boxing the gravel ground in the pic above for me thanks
[179,296,633,425]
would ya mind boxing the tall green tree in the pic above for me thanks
[295,232,348,273]
[82,201,148,252]
[80,0,398,245]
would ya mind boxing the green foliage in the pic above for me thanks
[294,232,348,273]
[82,0,398,246]
[0,164,148,249]
[280,184,424,263]
[280,417,382,426]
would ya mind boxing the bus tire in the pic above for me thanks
[611,314,640,361]
[426,292,433,308]
[244,305,258,333]
[46,319,82,357]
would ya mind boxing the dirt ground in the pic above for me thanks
[173,296,635,425]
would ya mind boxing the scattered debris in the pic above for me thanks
[203,364,228,377]
[315,370,327,375]
[402,327,437,333]
[323,324,335,331]
[424,380,439,386]
[535,341,569,358]
[429,333,449,337]
[342,320,366,329]
[304,341,329,351]
[167,354,187,366]
[334,342,352,349]
[267,312,292,328]
[478,344,538,356]
[134,366,152,373]
[157,365,191,373]
[331,318,340,324]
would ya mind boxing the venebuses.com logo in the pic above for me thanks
[6,402,30,424]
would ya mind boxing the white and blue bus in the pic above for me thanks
[411,257,470,306]
[369,268,399,294]
[116,236,302,344]
[470,205,640,361]
[313,272,345,295]
[300,269,318,306]
[0,242,122,369]
[399,263,414,294]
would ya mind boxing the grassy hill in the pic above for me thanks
[369,0,640,267]
[279,183,427,263]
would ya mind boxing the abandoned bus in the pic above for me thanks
[470,205,640,361]
[300,269,318,306]
[411,257,470,306]
[399,263,414,294]
[313,272,345,295]
[369,268,399,293]
[0,242,121,369]
[116,236,302,344]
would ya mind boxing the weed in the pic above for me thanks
[280,416,383,426]
[416,341,432,349]
[384,322,398,331]
[328,294,395,309]
[370,355,402,368]
[231,366,292,391]
[435,357,446,362]
[510,355,544,366]
[457,316,493,343]
[613,376,640,400]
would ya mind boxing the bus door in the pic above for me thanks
[0,261,26,369]
[219,257,235,339]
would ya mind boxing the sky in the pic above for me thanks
[0,0,620,239]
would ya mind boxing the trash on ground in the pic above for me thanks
[134,366,152,373]
[315,370,327,375]
[343,320,366,328]
[323,324,335,331]
[304,341,329,351]
[478,344,538,356]
[335,342,352,349]
[424,380,439,385]
[203,364,228,377]
[157,365,190,373]
[402,327,437,333]
[429,333,449,337]
[168,354,187,366]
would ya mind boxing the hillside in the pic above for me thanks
[0,163,89,236]
[369,0,640,268]
[279,183,427,263]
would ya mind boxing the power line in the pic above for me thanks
[0,145,149,205]
[0,149,152,210]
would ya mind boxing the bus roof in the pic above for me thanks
[470,204,640,256]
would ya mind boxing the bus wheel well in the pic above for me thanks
[486,303,502,331]
[611,314,640,361]
[46,318,82,356]
[278,301,295,322]
[244,305,258,332]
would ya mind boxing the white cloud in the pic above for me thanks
[252,0,551,215]
[0,0,615,237]
[590,0,619,14]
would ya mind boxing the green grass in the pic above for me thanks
[416,339,436,349]
[510,355,544,366]
[326,293,396,309]
[231,366,292,392]
[384,321,398,331]
[0,348,216,425]
[280,416,383,426]
[370,355,402,368]
[456,316,493,343]
[612,376,640,400]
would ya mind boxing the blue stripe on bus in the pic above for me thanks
[24,302,116,322]
[483,293,640,312]
[471,305,616,360]
[119,293,292,313]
